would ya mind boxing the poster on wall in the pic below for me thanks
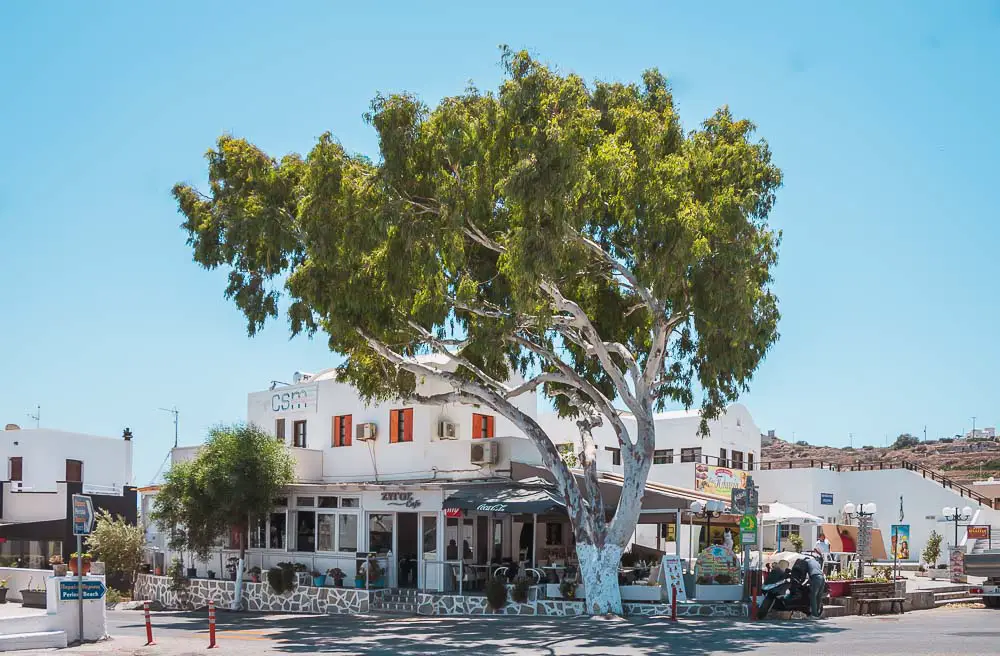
[694,465,748,496]
[891,524,910,560]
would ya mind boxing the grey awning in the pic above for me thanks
[443,484,565,515]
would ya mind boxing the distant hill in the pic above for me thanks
[760,436,1000,485]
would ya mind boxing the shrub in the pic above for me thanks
[267,564,296,594]
[714,573,734,585]
[788,534,804,553]
[167,558,188,593]
[922,530,943,566]
[511,577,531,604]
[485,577,508,610]
[891,434,920,450]
[558,578,578,600]
[795,440,809,447]
[105,588,127,605]
[85,510,145,593]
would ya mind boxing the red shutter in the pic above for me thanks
[276,418,286,442]
[486,415,495,439]
[389,410,399,444]
[10,457,22,482]
[403,409,413,442]
[344,415,352,447]
[472,414,483,440]
[332,416,341,447]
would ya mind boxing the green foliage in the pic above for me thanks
[511,577,531,604]
[174,48,782,425]
[167,558,188,593]
[788,534,804,553]
[923,530,943,566]
[891,433,920,450]
[85,510,145,592]
[559,578,579,599]
[267,564,296,595]
[485,576,509,610]
[151,423,295,560]
[557,443,578,468]
[105,588,126,605]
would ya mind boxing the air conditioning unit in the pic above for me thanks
[437,420,459,440]
[355,423,377,442]
[470,441,498,465]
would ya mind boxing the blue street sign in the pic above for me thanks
[59,580,106,601]
[820,493,834,506]
[72,494,94,536]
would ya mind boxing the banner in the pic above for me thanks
[891,524,910,560]
[694,464,748,496]
[967,525,990,540]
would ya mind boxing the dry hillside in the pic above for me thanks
[761,436,1000,485]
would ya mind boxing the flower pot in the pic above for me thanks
[0,588,8,603]
[355,576,365,588]
[187,568,197,578]
[53,565,68,577]
[154,568,162,576]
[20,590,46,609]
[827,580,854,598]
[334,580,344,588]
[313,576,326,587]
[68,560,91,576]
[208,572,216,580]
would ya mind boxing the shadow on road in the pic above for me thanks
[116,609,847,655]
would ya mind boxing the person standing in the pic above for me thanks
[804,551,826,618]
[814,532,832,574]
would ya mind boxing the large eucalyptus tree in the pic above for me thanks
[174,49,782,614]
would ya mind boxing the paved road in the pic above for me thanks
[21,606,1000,655]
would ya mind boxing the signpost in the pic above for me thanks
[71,494,95,643]
[737,477,759,603]
[59,580,106,601]
[739,513,758,544]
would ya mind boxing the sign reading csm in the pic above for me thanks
[270,385,318,413]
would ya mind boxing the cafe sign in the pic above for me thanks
[695,464,749,497]
[380,492,422,509]
[967,525,990,540]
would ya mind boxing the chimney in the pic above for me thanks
[123,427,133,441]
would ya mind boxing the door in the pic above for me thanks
[396,512,419,588]
[368,513,394,587]
[419,513,440,591]
[65,459,82,483]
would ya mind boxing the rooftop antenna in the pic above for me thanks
[27,405,40,428]
[158,406,179,448]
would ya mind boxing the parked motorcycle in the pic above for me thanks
[758,560,826,619]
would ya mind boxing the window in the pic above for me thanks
[422,515,438,560]
[546,522,564,546]
[779,524,800,539]
[316,511,360,552]
[339,513,358,552]
[275,418,286,442]
[268,512,287,549]
[605,447,621,466]
[296,511,316,552]
[719,449,728,467]
[332,415,352,447]
[318,496,339,509]
[748,452,754,470]
[680,447,702,463]
[369,514,394,555]
[653,449,673,465]
[341,497,360,508]
[296,496,315,507]
[292,420,307,448]
[731,451,744,470]
[9,457,22,482]
[317,514,335,551]
[389,408,413,443]
[65,459,83,483]
[472,413,495,439]
[250,517,267,549]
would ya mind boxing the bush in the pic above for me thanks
[511,577,531,604]
[267,564,296,595]
[795,440,809,447]
[558,578,578,600]
[714,573,734,585]
[922,530,943,566]
[788,534,804,553]
[105,588,127,605]
[485,577,508,610]
[86,510,145,593]
[891,434,920,450]
[167,558,188,593]
[940,438,954,443]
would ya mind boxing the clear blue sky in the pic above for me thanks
[2,1,998,485]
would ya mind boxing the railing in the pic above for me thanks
[758,459,995,509]
[419,560,545,596]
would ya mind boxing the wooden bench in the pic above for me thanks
[857,597,905,615]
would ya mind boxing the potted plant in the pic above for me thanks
[0,578,8,604]
[207,570,216,580]
[249,567,261,583]
[140,564,152,575]
[311,570,326,587]
[558,578,579,600]
[49,555,67,577]
[68,552,92,576]
[486,576,509,611]
[826,568,859,597]
[20,580,46,609]
[328,568,345,588]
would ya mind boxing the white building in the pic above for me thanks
[0,425,136,568]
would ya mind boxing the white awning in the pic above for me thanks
[760,502,823,524]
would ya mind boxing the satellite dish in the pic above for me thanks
[4,424,21,431]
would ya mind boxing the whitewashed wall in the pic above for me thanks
[0,428,132,491]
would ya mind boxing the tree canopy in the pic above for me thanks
[174,49,782,614]
[152,423,295,561]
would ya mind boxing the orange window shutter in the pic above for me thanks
[344,415,352,446]
[390,410,399,444]
[472,414,483,440]
[486,415,495,438]
[332,416,340,447]
[403,408,413,442]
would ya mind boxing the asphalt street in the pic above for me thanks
[20,606,1000,655]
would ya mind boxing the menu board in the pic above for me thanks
[950,547,967,584]
[659,555,688,602]
[694,545,741,583]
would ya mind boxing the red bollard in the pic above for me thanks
[670,585,678,621]
[208,600,218,649]
[143,601,155,646]
[750,578,759,621]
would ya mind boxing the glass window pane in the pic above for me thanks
[297,511,316,552]
[317,514,335,551]
[270,512,287,549]
[422,516,437,559]
[251,518,266,549]
[368,514,393,556]
[339,514,358,552]
[318,496,338,508]
[296,496,315,507]
[341,498,360,508]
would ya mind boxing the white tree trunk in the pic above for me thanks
[576,542,624,616]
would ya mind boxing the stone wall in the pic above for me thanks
[415,587,586,617]
[134,574,370,614]
[624,602,748,618]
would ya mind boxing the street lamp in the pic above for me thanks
[691,500,725,549]
[843,501,877,565]
[942,506,972,547]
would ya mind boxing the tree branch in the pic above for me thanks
[566,228,659,312]
[406,320,509,394]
